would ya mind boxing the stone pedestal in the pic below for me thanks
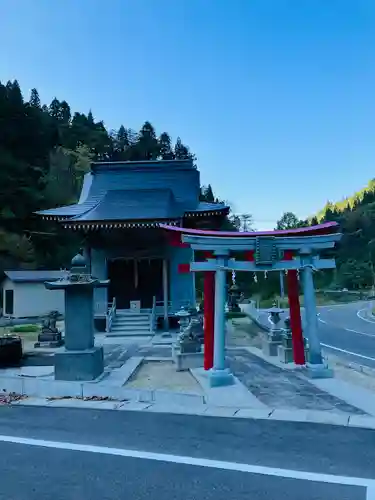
[262,330,283,357]
[278,345,309,364]
[172,345,204,372]
[304,363,334,379]
[209,368,234,387]
[55,347,104,381]
[45,253,108,382]
[34,332,63,349]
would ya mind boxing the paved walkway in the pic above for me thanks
[227,349,365,415]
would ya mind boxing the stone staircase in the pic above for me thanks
[108,310,152,337]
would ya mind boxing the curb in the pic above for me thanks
[9,396,375,431]
[0,375,205,406]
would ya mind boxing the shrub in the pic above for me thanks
[11,324,40,333]
[226,311,247,320]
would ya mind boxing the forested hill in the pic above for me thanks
[0,80,196,273]
[311,180,375,289]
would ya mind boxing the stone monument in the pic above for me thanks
[45,252,109,381]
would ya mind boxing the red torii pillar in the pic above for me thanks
[203,253,215,370]
[284,250,305,365]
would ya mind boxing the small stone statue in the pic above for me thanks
[42,310,59,334]
[178,317,202,353]
[35,310,63,348]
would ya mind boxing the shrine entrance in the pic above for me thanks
[108,258,163,309]
[163,222,341,387]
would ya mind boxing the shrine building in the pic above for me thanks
[36,160,228,331]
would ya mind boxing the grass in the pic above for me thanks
[225,311,247,319]
[10,324,40,333]
[258,293,353,309]
[0,323,41,342]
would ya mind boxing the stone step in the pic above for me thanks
[113,316,150,323]
[116,311,150,318]
[113,315,150,321]
[106,331,152,337]
[111,323,150,331]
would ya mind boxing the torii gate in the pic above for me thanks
[163,222,341,387]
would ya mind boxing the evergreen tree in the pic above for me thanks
[158,132,174,160]
[29,88,41,108]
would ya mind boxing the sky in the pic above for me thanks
[1,0,375,229]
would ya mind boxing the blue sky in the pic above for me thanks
[1,0,375,229]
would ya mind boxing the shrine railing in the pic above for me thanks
[151,295,157,333]
[155,299,192,315]
[106,298,117,333]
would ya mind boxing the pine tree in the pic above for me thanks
[136,121,159,160]
[29,88,41,108]
[158,132,174,160]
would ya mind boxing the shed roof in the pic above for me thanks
[3,270,67,283]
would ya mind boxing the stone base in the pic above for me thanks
[173,350,204,371]
[34,340,64,348]
[304,363,334,379]
[54,347,104,381]
[209,368,235,387]
[278,346,309,364]
[262,337,282,357]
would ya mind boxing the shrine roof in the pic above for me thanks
[161,221,339,237]
[3,270,66,283]
[36,193,228,222]
[35,159,229,224]
[72,189,179,221]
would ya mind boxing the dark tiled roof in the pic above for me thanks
[187,202,229,213]
[73,189,180,221]
[36,196,102,218]
[3,270,67,283]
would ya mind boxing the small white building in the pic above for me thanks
[0,271,66,318]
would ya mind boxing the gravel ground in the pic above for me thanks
[125,360,203,393]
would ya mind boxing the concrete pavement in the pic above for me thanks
[0,405,374,499]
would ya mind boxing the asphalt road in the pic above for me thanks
[0,405,374,499]
[258,301,375,369]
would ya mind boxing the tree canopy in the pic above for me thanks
[0,80,196,272]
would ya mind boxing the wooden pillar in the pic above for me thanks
[162,259,169,330]
[287,270,305,365]
[284,250,305,365]
[203,271,215,370]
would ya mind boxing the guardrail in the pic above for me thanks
[106,298,117,333]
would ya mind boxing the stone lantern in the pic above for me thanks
[262,301,284,357]
[268,301,284,337]
[228,283,241,312]
[45,252,109,381]
[175,306,191,334]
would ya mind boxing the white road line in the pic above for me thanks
[344,328,375,338]
[318,317,375,337]
[0,434,372,489]
[321,343,375,362]
[357,309,375,324]
[367,485,375,499]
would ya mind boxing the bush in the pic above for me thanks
[11,324,40,333]
[226,311,247,320]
